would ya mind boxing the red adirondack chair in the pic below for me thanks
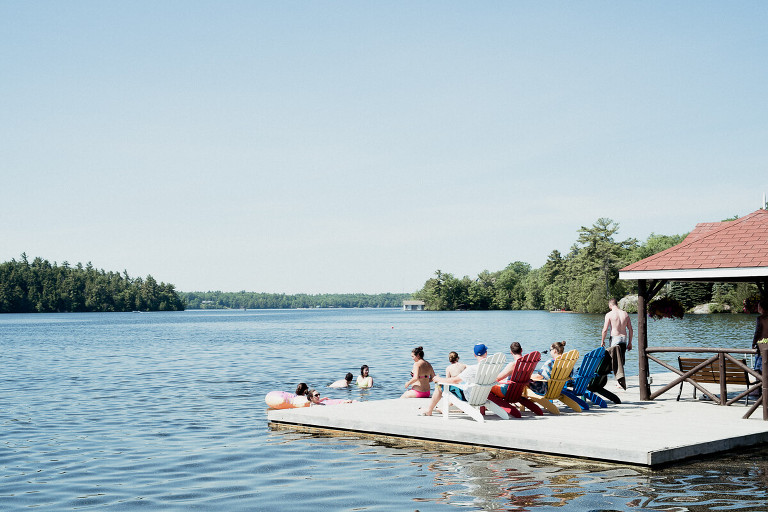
[488,351,544,418]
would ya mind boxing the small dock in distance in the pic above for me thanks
[267,373,768,467]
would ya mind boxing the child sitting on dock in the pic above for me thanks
[417,343,488,416]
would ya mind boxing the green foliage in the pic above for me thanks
[0,255,184,313]
[181,290,410,309]
[669,282,713,310]
[630,233,687,261]
[414,219,706,313]
[712,283,759,313]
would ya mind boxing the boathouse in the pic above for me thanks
[403,300,425,311]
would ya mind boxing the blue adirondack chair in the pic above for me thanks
[561,346,608,410]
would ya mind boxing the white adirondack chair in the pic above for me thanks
[438,352,509,423]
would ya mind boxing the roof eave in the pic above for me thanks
[619,267,768,282]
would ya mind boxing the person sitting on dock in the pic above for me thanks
[445,351,467,378]
[401,347,435,398]
[529,341,567,395]
[492,342,523,398]
[417,343,488,416]
[329,373,354,388]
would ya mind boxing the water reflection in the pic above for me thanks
[270,429,768,511]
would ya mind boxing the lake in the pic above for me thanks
[1,309,767,511]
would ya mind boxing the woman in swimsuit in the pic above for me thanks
[401,346,435,398]
[356,365,373,388]
[529,341,567,395]
[445,351,467,379]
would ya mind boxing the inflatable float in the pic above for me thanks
[265,391,309,409]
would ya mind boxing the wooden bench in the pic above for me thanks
[677,356,752,405]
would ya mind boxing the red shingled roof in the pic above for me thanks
[621,209,768,272]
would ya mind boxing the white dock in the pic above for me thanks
[267,373,768,467]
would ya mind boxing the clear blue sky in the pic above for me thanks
[2,2,766,294]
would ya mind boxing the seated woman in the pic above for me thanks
[529,341,567,395]
[401,346,435,398]
[445,351,467,378]
[329,372,354,388]
[356,365,373,388]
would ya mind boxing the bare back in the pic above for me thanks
[446,362,466,379]
[411,359,435,392]
[606,308,630,337]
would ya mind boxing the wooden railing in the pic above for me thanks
[644,346,767,420]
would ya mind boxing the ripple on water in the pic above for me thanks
[2,310,767,511]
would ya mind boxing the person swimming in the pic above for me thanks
[329,372,354,388]
[356,365,373,388]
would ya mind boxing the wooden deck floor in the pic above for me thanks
[267,373,768,467]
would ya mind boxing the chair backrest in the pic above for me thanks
[543,349,580,399]
[503,351,541,402]
[571,346,606,394]
[465,352,507,405]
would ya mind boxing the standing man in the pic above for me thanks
[601,298,633,389]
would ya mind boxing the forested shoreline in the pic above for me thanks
[181,291,409,310]
[413,217,759,314]
[0,254,184,313]
[3,215,760,315]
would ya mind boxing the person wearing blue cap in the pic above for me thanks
[417,343,488,416]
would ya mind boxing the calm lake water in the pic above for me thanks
[2,309,767,511]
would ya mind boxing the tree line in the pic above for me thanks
[181,291,410,309]
[0,254,185,313]
[413,217,759,313]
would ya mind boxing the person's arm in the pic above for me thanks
[432,374,463,386]
[753,317,762,349]
[496,361,515,382]
[601,314,610,347]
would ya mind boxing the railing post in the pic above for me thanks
[637,280,650,401]
[718,352,727,405]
